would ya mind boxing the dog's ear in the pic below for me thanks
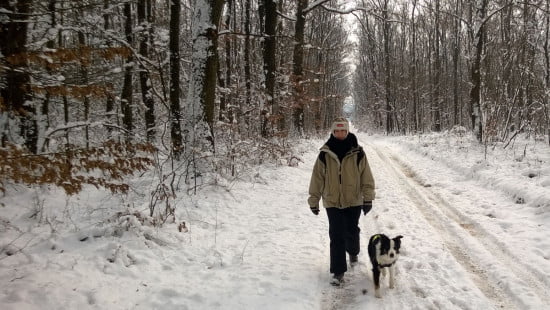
[370,235,383,248]
[393,235,403,249]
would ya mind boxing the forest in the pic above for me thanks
[1,0,549,216]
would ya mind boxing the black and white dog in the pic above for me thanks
[368,234,403,298]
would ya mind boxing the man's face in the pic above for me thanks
[333,129,348,140]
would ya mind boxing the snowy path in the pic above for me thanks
[374,143,550,308]
[2,134,550,310]
[315,135,550,309]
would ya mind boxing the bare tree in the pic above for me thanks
[138,0,156,142]
[262,0,278,136]
[292,0,308,136]
[78,10,91,149]
[433,0,442,132]
[169,0,183,157]
[411,0,420,132]
[104,0,116,139]
[244,0,252,120]
[218,0,231,124]
[545,0,550,145]
[382,0,394,134]
[121,2,134,141]
[186,0,225,153]
[452,0,463,127]
[0,0,37,153]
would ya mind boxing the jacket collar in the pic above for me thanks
[320,145,363,160]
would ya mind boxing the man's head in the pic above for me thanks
[331,117,349,140]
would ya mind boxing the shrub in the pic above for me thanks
[0,141,154,195]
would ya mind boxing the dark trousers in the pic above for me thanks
[326,206,362,275]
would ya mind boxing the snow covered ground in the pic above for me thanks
[1,130,550,309]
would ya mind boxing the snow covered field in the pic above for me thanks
[1,131,550,309]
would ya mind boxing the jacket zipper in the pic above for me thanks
[338,162,342,207]
[338,159,342,184]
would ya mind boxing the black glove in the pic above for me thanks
[310,206,320,215]
[362,201,372,215]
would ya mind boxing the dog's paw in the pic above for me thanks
[375,291,382,298]
[389,283,395,289]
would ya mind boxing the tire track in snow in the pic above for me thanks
[367,143,511,308]
[391,152,550,301]
[383,146,550,307]
[367,142,550,309]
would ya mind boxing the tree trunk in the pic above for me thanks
[516,1,536,133]
[499,1,514,142]
[469,0,488,143]
[383,0,393,134]
[43,0,56,138]
[452,0,462,126]
[138,0,156,142]
[244,0,251,122]
[78,28,90,149]
[411,0,419,132]
[187,0,224,148]
[292,0,307,136]
[0,0,36,153]
[545,0,550,145]
[225,0,233,124]
[263,0,277,137]
[58,3,69,146]
[169,0,183,157]
[121,3,134,141]
[433,0,441,132]
[104,0,115,139]
[218,0,232,123]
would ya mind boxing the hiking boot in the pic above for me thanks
[349,254,358,267]
[330,273,344,286]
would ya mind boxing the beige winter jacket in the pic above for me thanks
[308,145,375,209]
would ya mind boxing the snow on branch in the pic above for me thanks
[304,0,332,14]
[301,0,374,20]
[319,5,370,15]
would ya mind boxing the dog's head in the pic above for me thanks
[371,234,403,266]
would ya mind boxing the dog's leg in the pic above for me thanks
[381,267,387,278]
[373,267,382,298]
[389,265,395,289]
